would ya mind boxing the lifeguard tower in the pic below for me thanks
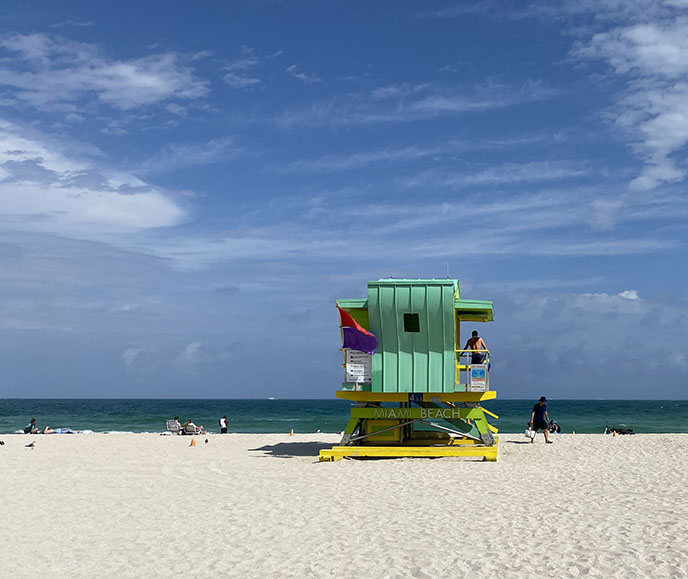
[319,278,499,461]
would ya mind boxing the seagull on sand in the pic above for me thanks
[25,441,36,448]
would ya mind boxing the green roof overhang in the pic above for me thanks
[454,299,494,322]
[336,299,368,309]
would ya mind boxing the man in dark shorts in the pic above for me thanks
[529,396,552,444]
[464,330,488,365]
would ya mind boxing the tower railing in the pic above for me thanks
[455,349,490,392]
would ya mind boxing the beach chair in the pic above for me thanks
[166,419,182,435]
[183,423,202,436]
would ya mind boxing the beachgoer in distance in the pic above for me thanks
[529,396,552,444]
[172,416,182,434]
[24,418,39,434]
[42,427,80,434]
[219,415,228,434]
[464,330,488,365]
[183,419,206,435]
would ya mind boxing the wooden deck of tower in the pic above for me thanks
[320,279,498,462]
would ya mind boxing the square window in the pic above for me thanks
[403,313,420,332]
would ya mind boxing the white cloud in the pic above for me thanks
[438,3,688,191]
[0,182,183,234]
[369,83,428,100]
[286,64,321,84]
[223,46,259,72]
[0,118,184,237]
[572,14,688,189]
[223,72,260,88]
[122,347,144,366]
[179,341,203,365]
[618,289,640,300]
[486,285,688,398]
[411,80,555,114]
[0,119,88,173]
[0,33,208,112]
[50,20,94,29]
[221,46,273,88]
[571,291,644,313]
[583,19,688,77]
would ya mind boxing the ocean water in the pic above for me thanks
[1,398,686,435]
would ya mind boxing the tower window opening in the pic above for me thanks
[403,313,420,333]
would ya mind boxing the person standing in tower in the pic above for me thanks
[464,330,488,365]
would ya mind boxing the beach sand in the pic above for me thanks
[2,432,687,579]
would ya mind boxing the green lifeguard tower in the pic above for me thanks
[320,278,499,461]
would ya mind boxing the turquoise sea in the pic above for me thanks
[1,399,686,435]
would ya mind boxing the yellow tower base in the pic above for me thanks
[319,391,499,462]
[319,438,498,462]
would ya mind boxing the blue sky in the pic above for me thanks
[1,1,686,399]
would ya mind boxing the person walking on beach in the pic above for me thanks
[529,396,552,444]
[464,330,488,365]
[219,415,228,434]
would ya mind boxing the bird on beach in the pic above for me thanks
[204,438,208,444]
[25,441,36,448]
[0,440,5,445]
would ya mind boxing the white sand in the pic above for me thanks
[2,432,687,579]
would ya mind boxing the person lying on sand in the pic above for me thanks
[42,427,81,434]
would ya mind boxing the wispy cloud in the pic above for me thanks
[447,3,688,191]
[0,33,207,112]
[178,341,203,366]
[404,160,590,189]
[423,1,675,24]
[137,184,683,271]
[223,72,261,88]
[138,137,241,175]
[434,3,688,191]
[280,145,443,173]
[369,83,428,100]
[419,2,498,19]
[574,16,688,190]
[50,20,94,29]
[222,45,262,88]
[221,46,285,88]
[275,80,555,129]
[286,64,321,84]
[279,135,548,173]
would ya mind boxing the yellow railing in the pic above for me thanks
[455,349,490,391]
[455,349,490,370]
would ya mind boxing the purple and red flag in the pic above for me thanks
[337,306,378,355]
